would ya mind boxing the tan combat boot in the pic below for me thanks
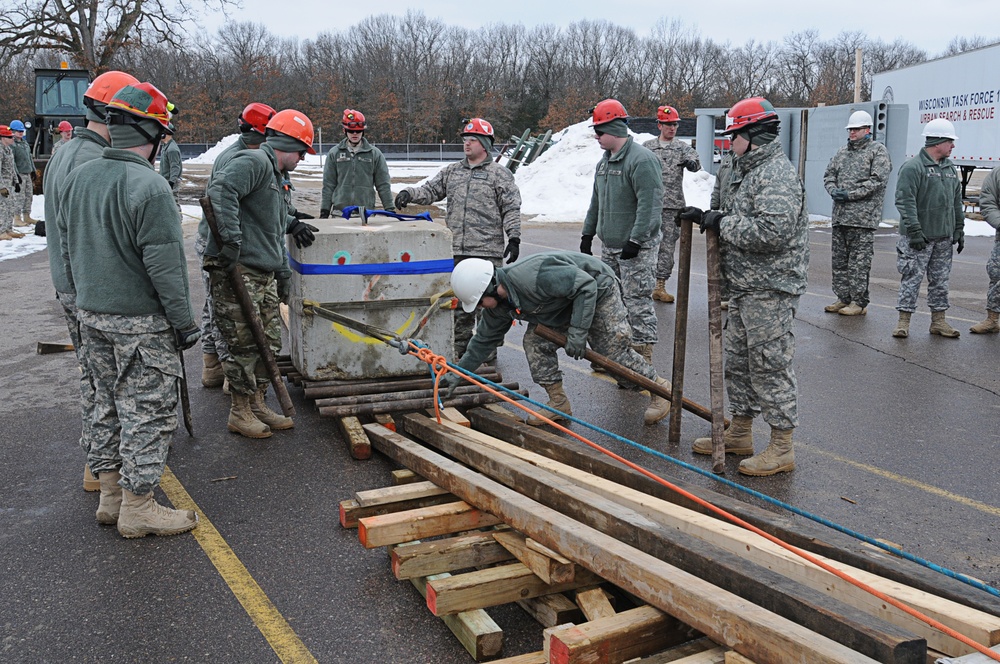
[8,228,24,238]
[970,310,1000,334]
[527,382,572,426]
[892,311,911,338]
[652,279,675,303]
[824,300,848,313]
[228,392,272,438]
[929,311,960,338]
[250,386,294,430]
[201,353,225,388]
[738,427,795,476]
[692,415,754,455]
[838,302,866,316]
[83,463,100,492]
[643,377,672,425]
[632,343,653,364]
[96,470,122,525]
[117,489,198,538]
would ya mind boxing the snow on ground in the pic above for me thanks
[183,134,240,164]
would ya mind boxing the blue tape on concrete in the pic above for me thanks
[290,257,454,276]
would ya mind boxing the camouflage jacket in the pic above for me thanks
[895,148,964,241]
[719,140,809,297]
[979,167,1000,234]
[0,143,14,189]
[823,136,892,229]
[642,137,699,209]
[408,158,521,258]
[711,153,736,212]
[320,138,393,212]
[582,137,663,249]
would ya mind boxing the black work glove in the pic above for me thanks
[394,190,412,209]
[440,372,462,400]
[684,159,699,171]
[167,181,176,189]
[217,243,240,271]
[907,232,927,251]
[503,237,520,264]
[319,208,331,219]
[288,219,319,249]
[699,210,724,234]
[619,240,641,260]
[564,326,588,360]
[954,231,965,254]
[294,211,315,220]
[29,170,37,181]
[14,179,21,194]
[173,325,202,351]
[678,206,703,224]
[580,234,594,255]
[277,276,291,304]
[831,188,850,203]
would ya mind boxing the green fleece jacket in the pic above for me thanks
[895,148,964,241]
[58,148,194,330]
[582,137,663,248]
[320,137,393,212]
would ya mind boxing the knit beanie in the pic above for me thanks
[267,132,309,153]
[464,134,492,153]
[597,118,629,138]
[925,136,952,147]
[750,130,778,147]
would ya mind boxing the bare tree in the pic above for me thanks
[942,35,1000,57]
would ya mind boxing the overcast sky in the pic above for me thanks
[200,1,999,57]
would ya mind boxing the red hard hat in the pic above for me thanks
[0,125,12,138]
[106,82,174,133]
[723,97,779,135]
[657,105,680,123]
[267,109,317,154]
[85,70,140,105]
[58,121,73,132]
[239,102,276,135]
[591,99,628,127]
[342,109,366,130]
[461,118,494,140]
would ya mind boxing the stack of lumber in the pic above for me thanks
[339,406,1000,663]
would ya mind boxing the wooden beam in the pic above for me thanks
[338,491,458,529]
[627,637,723,663]
[391,531,514,580]
[319,388,527,418]
[516,593,583,627]
[427,407,471,427]
[544,605,697,664]
[391,469,421,484]
[723,653,756,664]
[358,501,502,549]
[493,530,575,584]
[354,480,449,507]
[336,416,371,460]
[489,652,546,664]
[303,372,502,399]
[575,587,615,621]
[363,423,883,664]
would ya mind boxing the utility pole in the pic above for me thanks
[854,48,863,104]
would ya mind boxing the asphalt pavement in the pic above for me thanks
[1,216,998,663]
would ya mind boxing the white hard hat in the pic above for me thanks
[922,118,958,141]
[451,258,495,313]
[845,111,873,129]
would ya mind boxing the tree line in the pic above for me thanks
[1,7,998,145]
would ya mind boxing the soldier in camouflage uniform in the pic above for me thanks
[643,105,700,304]
[10,120,37,229]
[51,121,74,154]
[59,83,200,538]
[823,111,892,316]
[681,97,809,477]
[395,118,521,362]
[203,108,316,438]
[581,99,663,366]
[892,118,965,339]
[969,166,1000,334]
[0,125,16,240]
[446,253,671,427]
[711,151,737,310]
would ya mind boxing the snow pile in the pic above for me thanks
[184,134,240,164]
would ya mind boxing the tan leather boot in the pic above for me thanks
[643,377,671,425]
[929,311,960,338]
[117,489,197,538]
[970,310,1000,334]
[652,279,674,303]
[250,387,294,430]
[96,470,122,525]
[824,300,848,313]
[892,311,911,338]
[526,382,572,426]
[693,415,754,455]
[83,463,100,492]
[632,343,653,364]
[201,353,224,388]
[228,393,272,438]
[738,427,795,476]
[838,302,866,316]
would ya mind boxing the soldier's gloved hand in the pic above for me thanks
[319,208,331,219]
[0,188,7,198]
[503,238,520,264]
[678,206,703,225]
[908,232,927,251]
[14,180,20,194]
[580,234,594,255]
[699,210,724,234]
[954,232,965,254]
[288,219,318,248]
[564,326,589,360]
[217,243,240,271]
[831,188,850,203]
[619,240,641,260]
[440,372,462,400]
[277,276,291,304]
[293,211,315,220]
[173,325,202,351]
[167,180,176,189]
[684,159,700,171]
[394,190,412,209]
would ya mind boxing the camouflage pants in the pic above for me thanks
[56,291,98,457]
[522,285,658,387]
[895,235,953,312]
[601,234,660,344]
[655,208,681,281]
[0,190,12,233]
[78,313,181,496]
[985,236,1000,312]
[17,174,33,216]
[725,292,800,430]
[831,225,875,308]
[454,255,503,360]
[207,262,281,396]
[195,235,230,359]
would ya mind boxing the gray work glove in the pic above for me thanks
[319,208,331,219]
[173,325,202,351]
[277,276,291,304]
[907,232,927,251]
[564,326,588,360]
[831,188,850,203]
[440,372,462,400]
[217,243,240,271]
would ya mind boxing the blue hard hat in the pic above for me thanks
[9,120,25,132]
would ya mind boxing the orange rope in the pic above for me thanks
[402,344,1000,661]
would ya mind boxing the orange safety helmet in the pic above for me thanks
[266,109,317,153]
[723,97,779,135]
[85,70,140,106]
[58,120,73,132]
[106,82,174,133]
[342,109,366,131]
[0,125,12,138]
[461,118,494,140]
[657,105,680,123]
[591,99,628,127]
[239,102,276,135]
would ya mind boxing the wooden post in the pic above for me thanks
[705,229,726,474]
[669,218,694,443]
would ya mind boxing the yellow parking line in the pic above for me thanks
[160,467,318,664]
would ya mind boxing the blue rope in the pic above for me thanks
[453,367,1000,600]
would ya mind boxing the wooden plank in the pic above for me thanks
[364,421,880,664]
[427,407,471,427]
[516,593,583,627]
[400,415,924,664]
[426,562,603,616]
[724,653,756,664]
[665,649,727,664]
[576,587,615,621]
[391,468,421,484]
[358,501,502,549]
[354,480,449,507]
[545,606,697,664]
[391,531,514,580]
[338,490,458,529]
[336,416,371,460]
[493,530,575,584]
[490,652,546,664]
[624,636,722,663]
[373,413,396,432]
